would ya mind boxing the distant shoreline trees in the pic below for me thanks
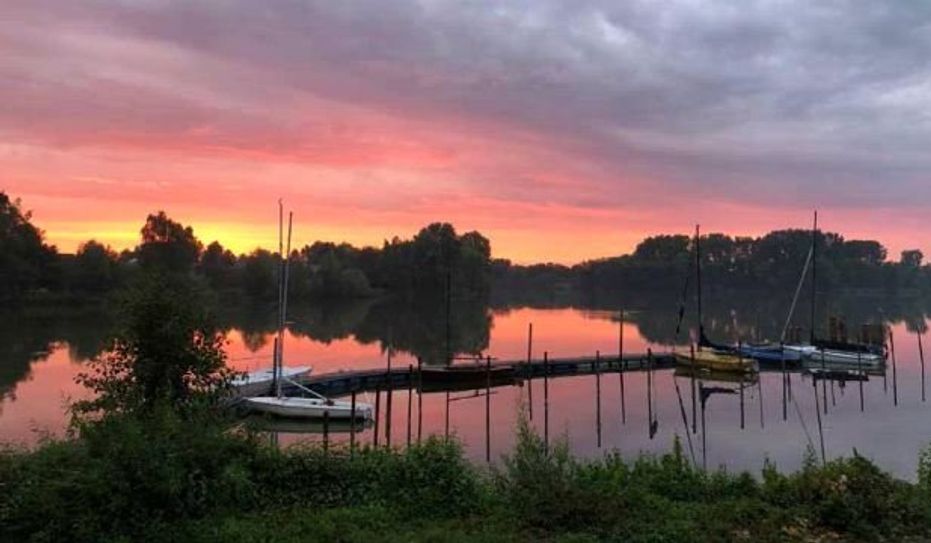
[2,190,929,304]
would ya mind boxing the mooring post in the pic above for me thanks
[527,322,534,420]
[385,351,393,447]
[417,357,423,443]
[543,351,550,452]
[373,387,381,448]
[323,411,330,455]
[919,331,926,402]
[857,347,865,412]
[445,390,450,441]
[595,350,602,448]
[813,373,826,465]
[486,354,491,463]
[407,363,413,447]
[820,349,828,415]
[700,385,707,471]
[690,343,697,433]
[619,310,626,425]
[350,391,357,455]
[890,329,898,406]
[647,348,654,438]
[781,342,788,422]
[758,363,765,430]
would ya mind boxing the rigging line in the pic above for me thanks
[781,245,814,343]
[674,377,697,468]
[791,383,816,454]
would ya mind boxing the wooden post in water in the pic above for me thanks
[385,350,393,447]
[373,387,381,448]
[857,347,864,412]
[407,364,413,447]
[700,384,707,471]
[323,411,330,455]
[527,323,534,420]
[595,350,602,448]
[618,311,626,425]
[445,390,450,441]
[647,349,654,438]
[739,343,745,430]
[417,357,423,443]
[781,342,788,422]
[919,331,926,402]
[486,355,491,463]
[812,374,826,466]
[350,391,357,455]
[758,363,765,430]
[890,329,898,406]
[690,343,697,434]
[543,351,550,452]
[820,349,828,415]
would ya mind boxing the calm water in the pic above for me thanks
[2,295,931,480]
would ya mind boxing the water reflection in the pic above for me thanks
[2,293,931,480]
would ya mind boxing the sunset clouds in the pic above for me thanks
[3,1,931,262]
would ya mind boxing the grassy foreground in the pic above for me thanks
[2,411,931,542]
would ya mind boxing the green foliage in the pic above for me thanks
[138,211,203,272]
[0,191,58,301]
[73,273,234,417]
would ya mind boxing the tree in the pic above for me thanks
[0,192,58,300]
[199,241,237,290]
[137,211,202,272]
[74,274,234,416]
[70,240,120,294]
[901,250,923,268]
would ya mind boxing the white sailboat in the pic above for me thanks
[242,203,373,421]
[231,365,312,397]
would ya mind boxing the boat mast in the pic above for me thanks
[277,211,293,399]
[272,200,284,394]
[695,224,703,351]
[809,211,818,344]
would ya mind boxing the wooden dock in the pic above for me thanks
[278,353,678,397]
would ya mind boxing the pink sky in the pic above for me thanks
[3,1,930,264]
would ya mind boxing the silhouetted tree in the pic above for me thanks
[0,192,58,300]
[137,212,202,272]
[69,240,121,294]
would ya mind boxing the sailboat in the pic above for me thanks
[674,225,756,373]
[784,212,885,369]
[243,204,374,421]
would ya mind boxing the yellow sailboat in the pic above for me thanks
[674,351,756,374]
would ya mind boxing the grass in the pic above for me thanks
[2,410,931,542]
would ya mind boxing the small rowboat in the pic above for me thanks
[785,345,885,368]
[674,350,756,373]
[737,344,803,364]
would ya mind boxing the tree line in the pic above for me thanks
[0,191,493,304]
[493,229,930,299]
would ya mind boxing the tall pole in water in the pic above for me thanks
[695,225,704,349]
[527,323,534,420]
[619,310,626,425]
[276,211,293,399]
[810,211,818,344]
[919,331,926,402]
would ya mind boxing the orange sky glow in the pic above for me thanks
[3,1,930,264]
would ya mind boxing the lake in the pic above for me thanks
[2,293,930,480]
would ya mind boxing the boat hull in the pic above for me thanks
[674,351,755,373]
[232,366,312,397]
[243,396,372,420]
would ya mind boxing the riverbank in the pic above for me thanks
[3,411,930,542]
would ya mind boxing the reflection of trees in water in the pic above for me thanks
[0,308,113,398]
[569,289,931,346]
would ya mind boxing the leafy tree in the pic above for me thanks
[69,240,120,294]
[137,211,203,272]
[241,249,278,299]
[0,192,58,300]
[198,241,237,290]
[901,249,923,268]
[74,274,234,417]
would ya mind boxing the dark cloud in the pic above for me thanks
[2,0,931,208]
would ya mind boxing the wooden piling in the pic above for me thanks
[857,347,864,412]
[527,323,534,420]
[739,343,745,430]
[781,342,788,421]
[544,351,550,452]
[407,364,413,447]
[385,350,393,447]
[486,355,491,463]
[417,357,423,443]
[820,349,828,415]
[919,331,926,402]
[373,387,381,448]
[691,343,697,434]
[813,373,826,465]
[445,390,450,440]
[323,411,330,454]
[619,311,626,425]
[647,348,654,439]
[890,329,898,406]
[595,350,602,448]
[350,391,357,454]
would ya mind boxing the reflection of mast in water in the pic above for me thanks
[698,381,738,471]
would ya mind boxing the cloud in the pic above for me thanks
[2,0,931,259]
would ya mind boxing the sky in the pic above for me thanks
[3,1,931,264]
